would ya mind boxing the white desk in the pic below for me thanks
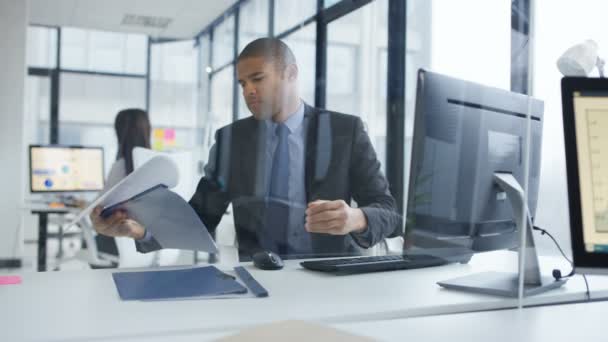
[2,251,607,341]
[330,299,608,341]
[125,300,608,342]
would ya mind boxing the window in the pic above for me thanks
[239,0,269,52]
[532,0,608,254]
[274,0,317,35]
[212,16,236,68]
[403,0,511,204]
[60,27,147,74]
[281,23,316,106]
[27,26,57,68]
[326,1,388,168]
[24,76,51,144]
[59,73,145,124]
[324,0,342,8]
[150,40,198,128]
[425,0,511,90]
[59,73,146,173]
[210,66,235,131]
[198,34,212,128]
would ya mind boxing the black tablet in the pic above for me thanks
[562,77,608,274]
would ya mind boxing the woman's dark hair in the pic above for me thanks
[114,108,151,174]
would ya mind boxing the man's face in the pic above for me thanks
[237,56,293,120]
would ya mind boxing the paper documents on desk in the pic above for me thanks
[70,156,217,253]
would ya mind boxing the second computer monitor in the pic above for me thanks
[29,145,105,193]
[406,69,544,255]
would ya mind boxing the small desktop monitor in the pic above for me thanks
[29,145,105,193]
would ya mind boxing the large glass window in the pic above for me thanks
[198,34,213,140]
[274,0,317,35]
[403,0,511,202]
[426,0,511,90]
[24,76,51,145]
[27,26,57,68]
[239,0,269,52]
[281,23,316,106]
[150,40,198,128]
[59,74,146,124]
[60,27,147,74]
[212,16,236,69]
[532,0,608,254]
[210,66,235,131]
[59,73,146,173]
[324,0,342,8]
[326,0,388,168]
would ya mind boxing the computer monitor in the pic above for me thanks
[406,69,565,296]
[29,145,104,193]
[562,77,608,275]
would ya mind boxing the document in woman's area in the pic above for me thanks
[69,155,218,253]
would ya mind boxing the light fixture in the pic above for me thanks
[557,40,605,77]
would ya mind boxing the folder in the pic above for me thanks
[102,184,217,252]
[112,266,247,301]
[69,155,217,253]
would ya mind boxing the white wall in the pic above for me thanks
[0,0,28,261]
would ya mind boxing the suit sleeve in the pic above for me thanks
[348,117,401,248]
[135,133,230,253]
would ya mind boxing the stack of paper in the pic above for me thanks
[70,156,217,253]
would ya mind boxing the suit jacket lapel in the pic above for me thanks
[236,117,267,197]
[304,104,318,202]
[304,104,334,202]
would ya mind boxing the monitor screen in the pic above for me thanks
[571,90,608,253]
[29,145,104,192]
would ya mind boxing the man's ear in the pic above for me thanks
[285,64,298,82]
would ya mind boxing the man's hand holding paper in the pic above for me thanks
[90,206,146,240]
[83,156,217,253]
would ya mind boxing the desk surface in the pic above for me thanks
[127,300,608,342]
[331,299,608,342]
[2,251,607,342]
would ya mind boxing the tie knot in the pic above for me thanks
[275,123,289,138]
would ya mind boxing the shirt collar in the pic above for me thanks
[264,100,305,135]
[283,101,305,134]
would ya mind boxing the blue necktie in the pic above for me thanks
[264,123,290,254]
[269,123,290,200]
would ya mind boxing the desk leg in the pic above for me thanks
[38,213,48,272]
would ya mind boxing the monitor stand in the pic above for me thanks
[437,172,567,297]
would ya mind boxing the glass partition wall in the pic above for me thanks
[22,1,586,308]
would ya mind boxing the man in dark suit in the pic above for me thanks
[91,38,400,260]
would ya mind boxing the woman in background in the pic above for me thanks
[92,108,152,264]
[106,108,152,187]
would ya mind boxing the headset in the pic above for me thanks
[531,226,575,281]
[552,268,575,281]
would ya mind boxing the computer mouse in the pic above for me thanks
[252,250,284,270]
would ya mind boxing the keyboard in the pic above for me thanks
[300,254,447,274]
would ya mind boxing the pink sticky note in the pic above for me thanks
[0,275,21,285]
[164,128,175,140]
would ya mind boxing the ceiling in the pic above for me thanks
[28,0,237,39]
